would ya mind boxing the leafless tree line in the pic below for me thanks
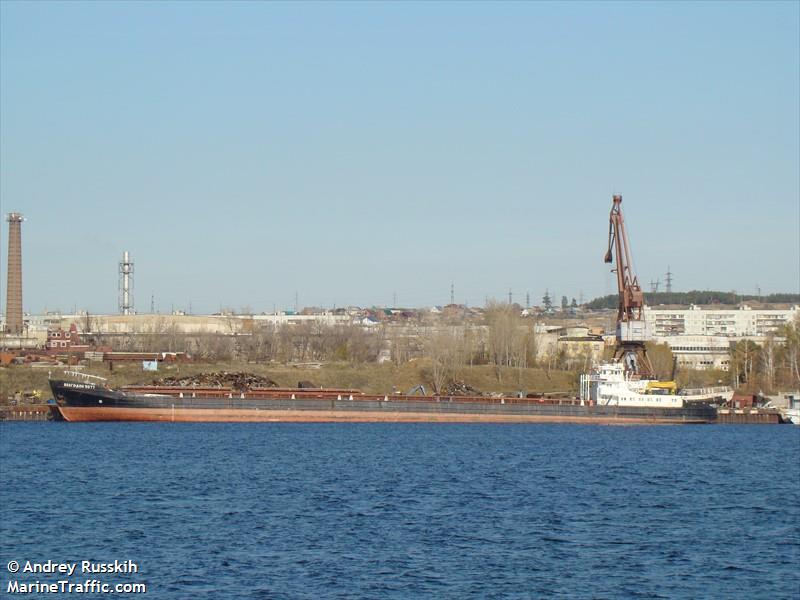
[729,315,800,392]
[89,321,383,364]
[84,304,544,375]
[421,303,546,391]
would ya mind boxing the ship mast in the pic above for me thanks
[604,195,653,377]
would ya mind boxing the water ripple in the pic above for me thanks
[1,423,798,599]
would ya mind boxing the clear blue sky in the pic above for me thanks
[1,1,798,314]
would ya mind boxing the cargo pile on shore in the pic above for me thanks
[153,371,279,391]
[442,380,483,396]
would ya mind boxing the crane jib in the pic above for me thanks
[604,194,654,378]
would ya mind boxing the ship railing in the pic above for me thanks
[679,386,731,396]
[57,370,109,383]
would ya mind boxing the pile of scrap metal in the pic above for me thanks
[442,380,483,396]
[1,352,63,367]
[152,371,280,391]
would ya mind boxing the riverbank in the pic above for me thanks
[2,361,578,401]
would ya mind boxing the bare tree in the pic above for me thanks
[779,315,800,387]
[484,302,534,381]
[730,340,760,389]
[761,335,775,391]
[83,311,93,335]
[485,301,516,368]
[424,327,464,394]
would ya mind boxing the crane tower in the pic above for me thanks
[604,195,653,377]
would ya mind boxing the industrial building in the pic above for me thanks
[655,335,732,371]
[0,311,352,339]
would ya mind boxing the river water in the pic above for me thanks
[1,423,798,599]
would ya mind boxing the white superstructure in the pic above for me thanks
[765,392,800,425]
[580,363,733,408]
[782,404,800,425]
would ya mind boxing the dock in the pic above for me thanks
[0,404,52,421]
[715,408,783,424]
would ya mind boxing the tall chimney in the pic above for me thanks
[119,250,134,315]
[5,213,24,335]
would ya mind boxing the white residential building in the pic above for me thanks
[644,304,798,338]
[640,304,798,371]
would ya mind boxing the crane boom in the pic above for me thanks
[603,194,653,377]
[605,195,645,323]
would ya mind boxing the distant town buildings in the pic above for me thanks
[2,301,798,373]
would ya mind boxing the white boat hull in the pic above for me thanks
[781,408,800,424]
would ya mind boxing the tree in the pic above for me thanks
[388,324,417,366]
[484,301,535,382]
[542,290,553,312]
[586,290,800,310]
[645,342,675,381]
[485,302,517,368]
[778,314,800,388]
[730,340,761,389]
[561,296,568,312]
[82,311,93,335]
[761,335,776,392]
[424,327,465,394]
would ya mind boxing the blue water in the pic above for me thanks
[1,423,798,599]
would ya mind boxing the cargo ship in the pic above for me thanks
[49,372,717,424]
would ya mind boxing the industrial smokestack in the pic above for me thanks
[5,213,24,335]
[119,250,134,315]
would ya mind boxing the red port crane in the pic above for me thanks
[604,195,653,377]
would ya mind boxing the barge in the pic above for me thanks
[49,373,717,424]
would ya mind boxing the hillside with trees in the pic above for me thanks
[585,291,800,310]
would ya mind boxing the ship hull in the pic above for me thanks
[49,380,717,424]
[53,406,712,424]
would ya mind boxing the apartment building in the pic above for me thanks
[644,305,798,338]
[641,304,798,370]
